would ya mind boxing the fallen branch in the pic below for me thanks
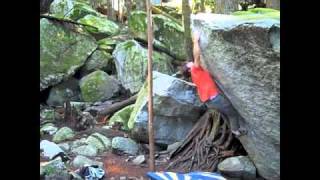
[151,6,182,25]
[40,14,98,30]
[98,94,138,116]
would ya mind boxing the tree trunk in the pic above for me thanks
[125,0,132,17]
[182,0,194,61]
[136,0,147,11]
[200,0,205,12]
[215,0,239,14]
[107,0,116,20]
[266,0,280,10]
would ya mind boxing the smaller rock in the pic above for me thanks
[40,140,64,159]
[132,155,145,165]
[112,137,139,155]
[80,70,120,102]
[71,138,88,150]
[76,111,96,130]
[40,109,54,120]
[218,156,256,180]
[40,157,66,176]
[71,145,98,157]
[72,155,103,169]
[58,143,70,152]
[40,123,58,135]
[46,78,81,106]
[52,127,75,143]
[85,133,111,153]
[120,176,126,180]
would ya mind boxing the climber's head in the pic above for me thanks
[181,61,193,79]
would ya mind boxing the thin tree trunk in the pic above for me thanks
[200,0,205,12]
[146,0,155,171]
[266,0,280,10]
[182,0,194,61]
[125,0,132,17]
[136,0,147,11]
[215,0,239,14]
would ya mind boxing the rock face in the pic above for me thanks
[40,18,97,91]
[218,156,257,180]
[112,40,173,93]
[128,11,186,60]
[80,50,113,76]
[192,13,280,180]
[78,14,120,37]
[129,71,204,145]
[79,70,120,102]
[46,77,81,106]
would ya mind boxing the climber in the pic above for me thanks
[181,31,247,137]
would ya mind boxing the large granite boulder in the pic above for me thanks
[78,14,120,37]
[112,40,173,93]
[40,18,97,91]
[50,0,99,20]
[192,12,280,180]
[128,71,204,145]
[128,11,186,60]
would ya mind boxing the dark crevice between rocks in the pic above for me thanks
[40,87,51,105]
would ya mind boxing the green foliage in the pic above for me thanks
[232,8,280,20]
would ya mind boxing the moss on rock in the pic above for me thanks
[78,14,120,36]
[128,11,186,60]
[112,40,173,93]
[232,8,280,20]
[40,18,97,91]
[109,104,135,131]
[79,70,119,102]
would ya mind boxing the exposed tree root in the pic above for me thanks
[166,109,239,172]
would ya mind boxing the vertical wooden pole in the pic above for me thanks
[146,0,155,172]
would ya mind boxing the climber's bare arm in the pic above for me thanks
[192,32,201,68]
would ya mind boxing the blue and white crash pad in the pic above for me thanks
[146,171,226,180]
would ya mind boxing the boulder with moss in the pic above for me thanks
[50,0,100,21]
[80,50,113,76]
[79,70,120,102]
[128,11,186,60]
[78,14,120,37]
[112,40,173,93]
[40,18,97,91]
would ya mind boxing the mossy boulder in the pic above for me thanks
[46,77,81,106]
[79,70,120,102]
[80,50,113,76]
[52,127,75,143]
[128,11,186,60]
[50,0,99,21]
[78,14,120,37]
[85,133,111,152]
[112,40,173,93]
[232,8,280,20]
[97,38,118,53]
[40,18,97,91]
[109,104,135,131]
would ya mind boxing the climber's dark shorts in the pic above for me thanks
[205,93,240,131]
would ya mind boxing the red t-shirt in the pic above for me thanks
[191,65,219,102]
